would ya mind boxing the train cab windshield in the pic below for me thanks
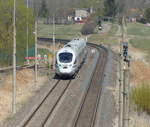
[59,52,73,63]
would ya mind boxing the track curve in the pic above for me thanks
[38,37,108,127]
[3,37,108,127]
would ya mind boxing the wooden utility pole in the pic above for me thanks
[119,16,126,127]
[123,68,130,127]
[119,39,124,127]
[12,0,16,114]
[119,15,130,127]
[127,67,130,127]
[34,19,38,84]
[26,0,29,64]
[52,15,56,70]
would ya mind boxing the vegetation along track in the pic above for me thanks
[72,44,107,127]
[19,79,71,127]
[38,38,108,127]
[0,65,34,73]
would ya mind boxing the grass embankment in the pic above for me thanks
[38,23,83,39]
[128,23,150,115]
[38,49,50,56]
[127,23,150,59]
[131,84,150,114]
[88,23,119,45]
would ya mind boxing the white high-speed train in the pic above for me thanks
[55,38,87,77]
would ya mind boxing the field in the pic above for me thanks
[127,22,150,127]
[88,23,119,45]
[127,23,150,59]
[38,22,150,56]
[38,23,83,39]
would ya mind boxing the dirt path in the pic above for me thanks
[0,69,49,126]
[101,23,111,34]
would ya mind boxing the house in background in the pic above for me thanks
[54,8,75,24]
[127,8,143,22]
[41,8,93,24]
[74,9,90,23]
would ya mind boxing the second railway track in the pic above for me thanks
[72,45,107,127]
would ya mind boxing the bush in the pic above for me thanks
[81,20,97,35]
[81,14,98,35]
[130,84,150,114]
[137,8,150,24]
[137,18,147,24]
[144,8,150,23]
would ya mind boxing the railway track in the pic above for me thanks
[37,38,108,127]
[72,45,107,127]
[18,80,71,127]
[3,38,108,127]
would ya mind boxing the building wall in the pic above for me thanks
[75,9,89,18]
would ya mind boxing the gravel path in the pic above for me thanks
[101,23,111,34]
[94,49,118,127]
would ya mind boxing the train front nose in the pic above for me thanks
[56,51,75,76]
[56,64,75,76]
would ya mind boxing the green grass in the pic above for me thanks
[108,23,118,36]
[130,84,150,114]
[37,49,51,56]
[127,23,150,56]
[127,23,150,37]
[38,22,119,46]
[130,37,150,54]
[88,23,119,45]
[38,23,83,39]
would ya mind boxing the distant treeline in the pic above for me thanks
[29,0,113,17]
[139,8,150,24]
[0,0,34,66]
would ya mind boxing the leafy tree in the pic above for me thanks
[79,0,99,8]
[104,0,117,17]
[144,8,150,23]
[30,0,104,16]
[38,0,49,17]
[0,0,34,66]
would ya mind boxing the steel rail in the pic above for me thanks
[90,46,107,127]
[37,37,108,127]
[20,80,71,127]
[41,80,71,127]
[19,80,71,127]
[72,45,107,127]
[20,80,60,127]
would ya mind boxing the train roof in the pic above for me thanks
[57,38,86,56]
[64,38,86,49]
[57,47,74,54]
